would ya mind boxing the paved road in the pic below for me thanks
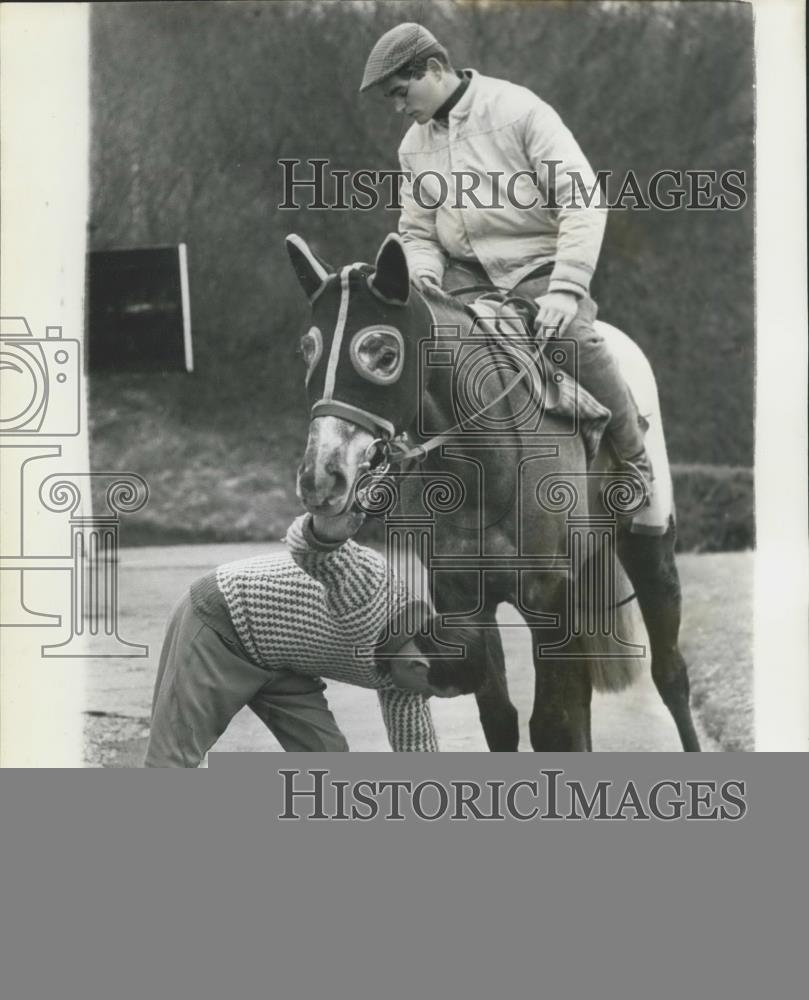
[85,542,734,764]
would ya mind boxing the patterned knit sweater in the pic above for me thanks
[189,514,438,752]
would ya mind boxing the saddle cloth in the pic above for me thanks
[467,300,673,535]
[596,321,674,535]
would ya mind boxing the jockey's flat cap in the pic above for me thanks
[360,22,444,92]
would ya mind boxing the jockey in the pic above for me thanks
[144,509,458,765]
[360,22,653,490]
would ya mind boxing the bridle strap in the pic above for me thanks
[311,399,396,438]
[385,285,547,466]
[388,345,545,464]
[336,282,546,468]
[360,282,638,609]
[443,282,510,299]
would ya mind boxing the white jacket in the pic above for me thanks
[398,70,607,296]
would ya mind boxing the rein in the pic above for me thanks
[383,284,545,467]
[350,282,639,611]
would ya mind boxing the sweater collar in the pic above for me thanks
[431,69,472,125]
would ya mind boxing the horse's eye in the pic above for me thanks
[300,327,322,384]
[350,327,404,384]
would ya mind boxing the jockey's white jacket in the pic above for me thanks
[398,70,607,296]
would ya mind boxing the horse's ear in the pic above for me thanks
[285,234,333,300]
[368,233,410,305]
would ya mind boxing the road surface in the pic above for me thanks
[85,542,750,764]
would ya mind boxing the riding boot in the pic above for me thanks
[571,341,654,507]
[577,339,654,503]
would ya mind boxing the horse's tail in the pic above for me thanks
[579,559,646,694]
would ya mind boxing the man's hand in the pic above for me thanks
[533,290,580,340]
[413,272,441,292]
[310,510,366,544]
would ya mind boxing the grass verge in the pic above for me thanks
[90,376,753,552]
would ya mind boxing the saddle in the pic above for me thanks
[463,293,611,466]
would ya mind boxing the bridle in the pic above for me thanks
[354,283,548,505]
[349,282,640,610]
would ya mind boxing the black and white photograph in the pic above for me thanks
[3,9,809,1000]
[1,0,806,764]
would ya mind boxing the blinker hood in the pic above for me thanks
[305,265,429,439]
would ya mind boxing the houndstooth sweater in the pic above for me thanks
[192,515,438,752]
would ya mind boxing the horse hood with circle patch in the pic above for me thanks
[287,233,432,438]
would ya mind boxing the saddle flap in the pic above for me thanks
[465,297,561,408]
[466,296,611,460]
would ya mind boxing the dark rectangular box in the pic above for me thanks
[87,244,193,372]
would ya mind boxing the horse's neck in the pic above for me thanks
[410,287,473,440]
[406,290,524,531]
[409,287,529,446]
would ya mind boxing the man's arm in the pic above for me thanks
[285,513,390,620]
[521,100,608,299]
[398,149,447,288]
[377,686,439,752]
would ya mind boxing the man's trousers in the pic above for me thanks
[144,595,349,766]
[443,259,646,460]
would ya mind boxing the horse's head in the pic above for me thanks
[287,232,433,513]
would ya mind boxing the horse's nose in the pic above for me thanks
[297,457,347,509]
[323,458,347,497]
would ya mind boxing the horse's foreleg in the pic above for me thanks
[522,574,592,751]
[617,519,701,752]
[528,590,592,751]
[528,647,592,751]
[474,624,519,751]
[431,575,519,752]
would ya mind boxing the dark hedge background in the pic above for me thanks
[88,0,754,549]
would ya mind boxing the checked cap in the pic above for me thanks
[359,22,443,92]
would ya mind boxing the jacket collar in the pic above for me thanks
[431,70,472,124]
[446,67,478,122]
[424,68,478,131]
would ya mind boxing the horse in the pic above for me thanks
[287,231,701,752]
